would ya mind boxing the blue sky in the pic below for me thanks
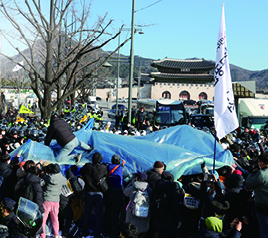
[2,0,267,71]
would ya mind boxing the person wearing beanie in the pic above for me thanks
[198,216,242,238]
[0,198,16,227]
[123,171,151,236]
[80,152,107,238]
[245,153,268,238]
[146,161,165,189]
[104,154,126,237]
[151,171,182,238]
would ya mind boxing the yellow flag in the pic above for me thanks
[17,116,25,122]
[80,115,87,123]
[19,105,34,114]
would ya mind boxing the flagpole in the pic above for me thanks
[213,130,217,173]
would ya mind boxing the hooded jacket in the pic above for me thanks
[146,169,162,189]
[123,180,152,233]
[43,165,67,202]
[24,173,44,213]
[80,155,107,193]
[44,116,75,147]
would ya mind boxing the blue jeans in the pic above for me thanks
[256,212,268,238]
[56,137,91,163]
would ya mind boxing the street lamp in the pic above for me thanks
[108,26,143,117]
[117,27,143,117]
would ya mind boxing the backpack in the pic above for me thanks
[20,179,35,201]
[151,186,170,216]
[131,189,150,218]
[0,170,8,187]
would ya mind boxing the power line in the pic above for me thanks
[135,0,163,13]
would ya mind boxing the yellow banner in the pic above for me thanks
[17,116,25,123]
[80,115,87,123]
[19,105,34,114]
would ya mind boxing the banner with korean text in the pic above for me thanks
[214,4,238,140]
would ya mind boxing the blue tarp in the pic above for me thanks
[10,123,234,180]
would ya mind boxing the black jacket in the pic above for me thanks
[80,162,107,193]
[137,110,146,122]
[146,169,162,189]
[152,179,182,234]
[45,116,75,147]
[60,165,84,212]
[0,162,16,200]
[25,173,44,213]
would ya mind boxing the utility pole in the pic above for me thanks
[128,0,136,123]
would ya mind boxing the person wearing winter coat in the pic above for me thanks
[198,216,242,238]
[80,152,108,238]
[15,165,44,214]
[44,114,92,163]
[59,165,84,237]
[104,154,126,238]
[40,163,67,238]
[151,172,182,238]
[124,172,152,237]
[245,153,268,238]
[0,154,17,201]
[146,161,165,189]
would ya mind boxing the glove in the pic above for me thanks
[201,161,209,174]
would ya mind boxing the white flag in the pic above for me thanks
[12,61,23,72]
[214,4,238,140]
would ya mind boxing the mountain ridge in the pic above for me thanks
[2,49,268,89]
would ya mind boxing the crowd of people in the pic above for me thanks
[0,103,267,237]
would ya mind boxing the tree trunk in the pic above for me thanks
[57,78,62,113]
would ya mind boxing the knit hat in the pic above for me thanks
[228,173,244,190]
[205,217,223,233]
[48,163,61,174]
[92,152,103,164]
[112,154,121,165]
[162,171,174,182]
[137,172,147,181]
[42,161,51,168]
[233,169,242,176]
[2,198,16,211]
[154,161,164,169]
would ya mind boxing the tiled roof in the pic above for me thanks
[151,58,215,69]
[150,72,214,79]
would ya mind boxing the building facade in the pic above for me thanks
[150,58,215,101]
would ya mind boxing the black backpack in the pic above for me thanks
[150,181,172,216]
[20,179,35,201]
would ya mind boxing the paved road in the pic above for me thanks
[96,100,137,128]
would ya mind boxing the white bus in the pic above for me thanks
[137,99,187,127]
